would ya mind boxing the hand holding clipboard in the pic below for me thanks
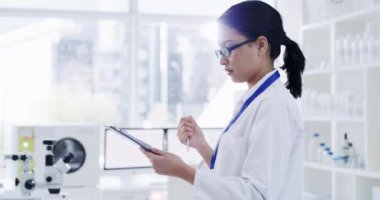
[106,125,159,155]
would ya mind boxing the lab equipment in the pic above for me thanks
[2,141,73,199]
[1,125,102,200]
[347,143,358,168]
[42,140,74,195]
[327,151,334,165]
[343,34,353,66]
[317,143,326,163]
[341,133,351,166]
[4,153,35,196]
[307,132,320,162]
[322,147,331,164]
[16,125,101,188]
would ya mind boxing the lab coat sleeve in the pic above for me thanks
[192,99,293,200]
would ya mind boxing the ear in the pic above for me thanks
[256,36,269,56]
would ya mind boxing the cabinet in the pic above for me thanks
[301,1,380,199]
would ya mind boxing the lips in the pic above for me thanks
[225,68,233,75]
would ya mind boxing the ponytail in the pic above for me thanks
[280,36,305,99]
[217,1,306,98]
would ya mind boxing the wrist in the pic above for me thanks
[176,163,195,185]
[196,141,213,166]
[195,139,206,152]
[196,141,212,155]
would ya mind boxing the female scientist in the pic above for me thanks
[141,1,305,199]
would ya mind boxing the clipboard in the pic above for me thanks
[106,126,158,155]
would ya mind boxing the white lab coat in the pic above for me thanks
[192,70,304,200]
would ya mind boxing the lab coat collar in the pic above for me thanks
[240,69,278,103]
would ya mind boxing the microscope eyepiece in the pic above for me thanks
[63,153,74,163]
[43,140,55,145]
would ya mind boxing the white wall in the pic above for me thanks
[277,0,303,42]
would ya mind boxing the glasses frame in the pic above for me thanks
[215,38,256,58]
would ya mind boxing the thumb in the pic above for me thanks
[140,148,154,159]
[150,147,164,155]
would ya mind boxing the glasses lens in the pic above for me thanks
[221,48,230,57]
[215,50,221,58]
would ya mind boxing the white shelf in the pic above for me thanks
[302,5,380,30]
[304,62,380,76]
[304,162,380,179]
[303,116,365,123]
[302,2,380,199]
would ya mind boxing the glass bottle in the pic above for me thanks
[347,143,358,169]
[341,133,351,167]
[317,143,326,164]
[307,132,320,162]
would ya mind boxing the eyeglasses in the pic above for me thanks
[215,38,256,58]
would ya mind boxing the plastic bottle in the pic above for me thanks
[341,133,351,167]
[327,151,334,166]
[360,23,374,65]
[365,22,376,64]
[307,133,320,162]
[375,36,380,63]
[317,143,326,164]
[351,34,360,66]
[335,36,344,67]
[359,33,369,65]
[323,147,331,164]
[347,143,358,168]
[343,34,353,66]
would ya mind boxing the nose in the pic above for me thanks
[219,56,228,66]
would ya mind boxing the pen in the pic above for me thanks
[186,136,190,152]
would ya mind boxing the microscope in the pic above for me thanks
[42,140,74,196]
[3,140,74,199]
[4,153,35,196]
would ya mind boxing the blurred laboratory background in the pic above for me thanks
[0,0,380,199]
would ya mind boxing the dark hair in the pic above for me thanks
[217,0,305,98]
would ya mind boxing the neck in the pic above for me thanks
[247,66,275,89]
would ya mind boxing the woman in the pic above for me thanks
[141,1,305,199]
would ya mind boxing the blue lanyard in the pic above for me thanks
[209,70,280,170]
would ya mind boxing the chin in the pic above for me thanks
[230,76,245,83]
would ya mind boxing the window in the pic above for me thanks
[0,18,129,124]
[0,1,237,129]
[0,0,130,12]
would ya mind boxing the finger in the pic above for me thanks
[181,122,194,130]
[178,130,189,139]
[180,124,193,134]
[182,122,194,130]
[177,120,187,136]
[150,147,164,155]
[179,130,192,139]
[140,148,154,160]
[177,117,187,130]
[177,133,186,145]
[179,133,189,144]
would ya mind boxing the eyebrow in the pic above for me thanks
[220,39,234,47]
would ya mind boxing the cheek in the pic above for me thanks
[230,54,258,80]
[230,53,254,72]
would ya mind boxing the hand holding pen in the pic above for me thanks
[177,116,206,152]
